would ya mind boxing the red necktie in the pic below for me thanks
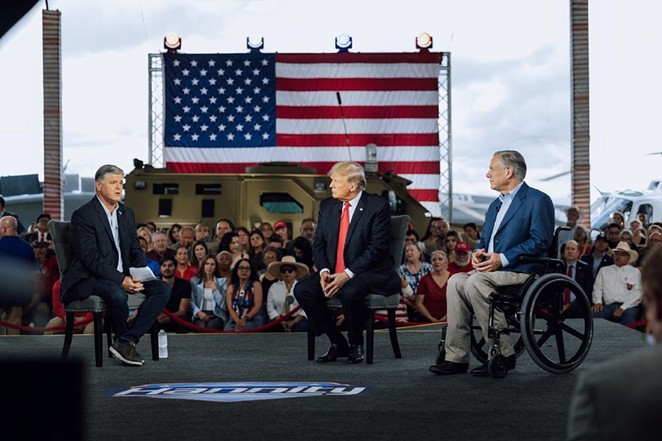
[564,265,574,305]
[335,201,351,273]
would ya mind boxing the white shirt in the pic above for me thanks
[488,181,524,268]
[592,264,642,310]
[266,280,306,320]
[97,195,123,272]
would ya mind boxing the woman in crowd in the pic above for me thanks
[611,211,625,229]
[444,230,461,264]
[167,223,182,246]
[414,250,450,322]
[291,236,315,272]
[216,250,233,279]
[573,226,592,256]
[620,229,638,251]
[175,245,197,281]
[225,258,265,331]
[236,226,251,253]
[258,246,281,297]
[462,222,481,249]
[136,226,153,253]
[190,254,228,330]
[259,221,274,241]
[247,229,266,270]
[399,241,432,320]
[633,227,648,247]
[189,239,210,270]
[218,231,247,262]
[266,255,309,332]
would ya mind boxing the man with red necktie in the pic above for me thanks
[294,161,400,364]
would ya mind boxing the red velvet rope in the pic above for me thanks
[161,306,304,333]
[0,316,94,333]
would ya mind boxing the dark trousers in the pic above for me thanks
[294,271,368,346]
[92,279,170,344]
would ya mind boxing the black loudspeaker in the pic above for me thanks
[0,358,84,441]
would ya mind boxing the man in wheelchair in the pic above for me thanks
[430,150,555,377]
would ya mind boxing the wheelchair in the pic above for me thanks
[436,227,594,378]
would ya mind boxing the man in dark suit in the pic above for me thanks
[294,161,399,364]
[430,150,555,376]
[580,233,613,279]
[23,213,53,246]
[563,240,594,304]
[566,245,662,440]
[61,164,170,366]
[0,195,26,235]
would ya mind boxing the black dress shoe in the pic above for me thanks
[316,344,349,363]
[347,345,365,364]
[429,361,469,375]
[470,355,516,377]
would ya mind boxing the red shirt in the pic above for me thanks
[448,261,473,275]
[416,273,448,319]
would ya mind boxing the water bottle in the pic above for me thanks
[158,329,168,359]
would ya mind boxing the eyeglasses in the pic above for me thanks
[237,266,251,271]
[280,266,296,274]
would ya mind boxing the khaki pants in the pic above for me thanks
[444,270,530,363]
[0,307,23,336]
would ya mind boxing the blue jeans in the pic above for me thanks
[593,302,640,326]
[93,279,170,344]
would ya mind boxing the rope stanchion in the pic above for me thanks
[373,314,446,328]
[161,306,304,333]
[0,316,94,334]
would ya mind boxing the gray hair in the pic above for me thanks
[430,250,448,261]
[494,150,527,180]
[95,164,124,181]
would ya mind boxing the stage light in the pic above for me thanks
[415,32,433,51]
[246,37,264,53]
[164,33,182,52]
[335,34,352,52]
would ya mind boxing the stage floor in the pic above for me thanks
[0,319,646,441]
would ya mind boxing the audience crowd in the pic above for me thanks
[1,200,661,337]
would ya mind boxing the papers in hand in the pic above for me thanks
[129,266,157,282]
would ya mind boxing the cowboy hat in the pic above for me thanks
[267,255,309,280]
[608,241,638,264]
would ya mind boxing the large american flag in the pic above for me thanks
[163,51,443,210]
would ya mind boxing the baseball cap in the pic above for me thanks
[455,241,471,253]
[273,220,288,231]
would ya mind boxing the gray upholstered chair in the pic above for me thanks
[48,220,159,367]
[306,214,409,364]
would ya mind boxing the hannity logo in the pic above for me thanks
[109,382,369,403]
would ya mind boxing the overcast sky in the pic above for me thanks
[1,0,661,206]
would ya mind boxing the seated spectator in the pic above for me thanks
[563,240,594,308]
[136,226,154,253]
[581,234,614,279]
[167,223,182,246]
[447,241,473,274]
[619,229,638,251]
[247,229,266,271]
[444,230,461,264]
[610,211,625,229]
[146,221,157,234]
[194,222,211,242]
[259,221,274,241]
[218,231,247,261]
[414,250,450,322]
[405,229,419,245]
[157,257,192,333]
[297,218,316,243]
[216,250,233,279]
[147,231,176,262]
[190,254,228,330]
[592,241,642,326]
[572,225,592,256]
[224,258,265,331]
[421,217,447,255]
[266,255,309,332]
[399,242,433,294]
[273,220,290,249]
[267,234,284,249]
[34,240,59,314]
[189,239,210,270]
[44,279,94,335]
[633,227,648,247]
[291,236,315,272]
[138,236,161,278]
[23,213,53,248]
[637,210,650,229]
[629,218,642,233]
[169,225,194,251]
[236,226,251,252]
[258,246,282,297]
[636,231,662,267]
[174,245,197,281]
[462,222,480,249]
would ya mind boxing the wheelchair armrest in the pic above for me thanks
[519,255,565,271]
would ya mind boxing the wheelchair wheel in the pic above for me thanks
[470,316,526,364]
[520,273,593,373]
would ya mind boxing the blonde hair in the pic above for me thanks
[328,161,366,189]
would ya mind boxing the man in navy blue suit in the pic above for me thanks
[294,161,400,364]
[61,164,170,366]
[430,150,555,376]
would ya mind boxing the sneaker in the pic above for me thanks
[110,340,143,366]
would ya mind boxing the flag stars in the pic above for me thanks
[262,114,270,121]
[174,115,182,122]
[262,133,269,140]
[200,124,208,132]
[253,123,261,131]
[228,115,235,122]
[191,97,199,104]
[182,69,190,76]
[253,87,261,94]
[183,87,190,95]
[200,69,207,76]
[174,133,181,140]
[243,59,251,67]
[209,78,217,85]
[227,133,235,141]
[261,59,269,66]
[262,96,270,103]
[244,133,252,141]
[191,78,199,86]
[192,115,200,123]
[173,59,180,67]
[244,78,252,86]
[245,96,253,104]
[183,124,191,132]
[227,97,235,104]
[236,124,244,132]
[217,68,225,76]
[236,87,244,95]
[209,97,217,104]
[218,124,226,132]
[218,106,226,113]
[252,68,261,76]
[200,87,208,95]
[183,106,191,113]
[209,115,217,122]
[245,114,253,122]
[262,78,270,85]
[236,105,244,113]
[226,78,235,86]
[174,78,181,85]
[218,87,226,95]
[191,60,198,67]
[174,97,182,104]
[200,106,208,113]
[209,133,217,141]
[225,59,233,67]
[208,59,215,67]
[191,133,199,141]
[234,68,243,76]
